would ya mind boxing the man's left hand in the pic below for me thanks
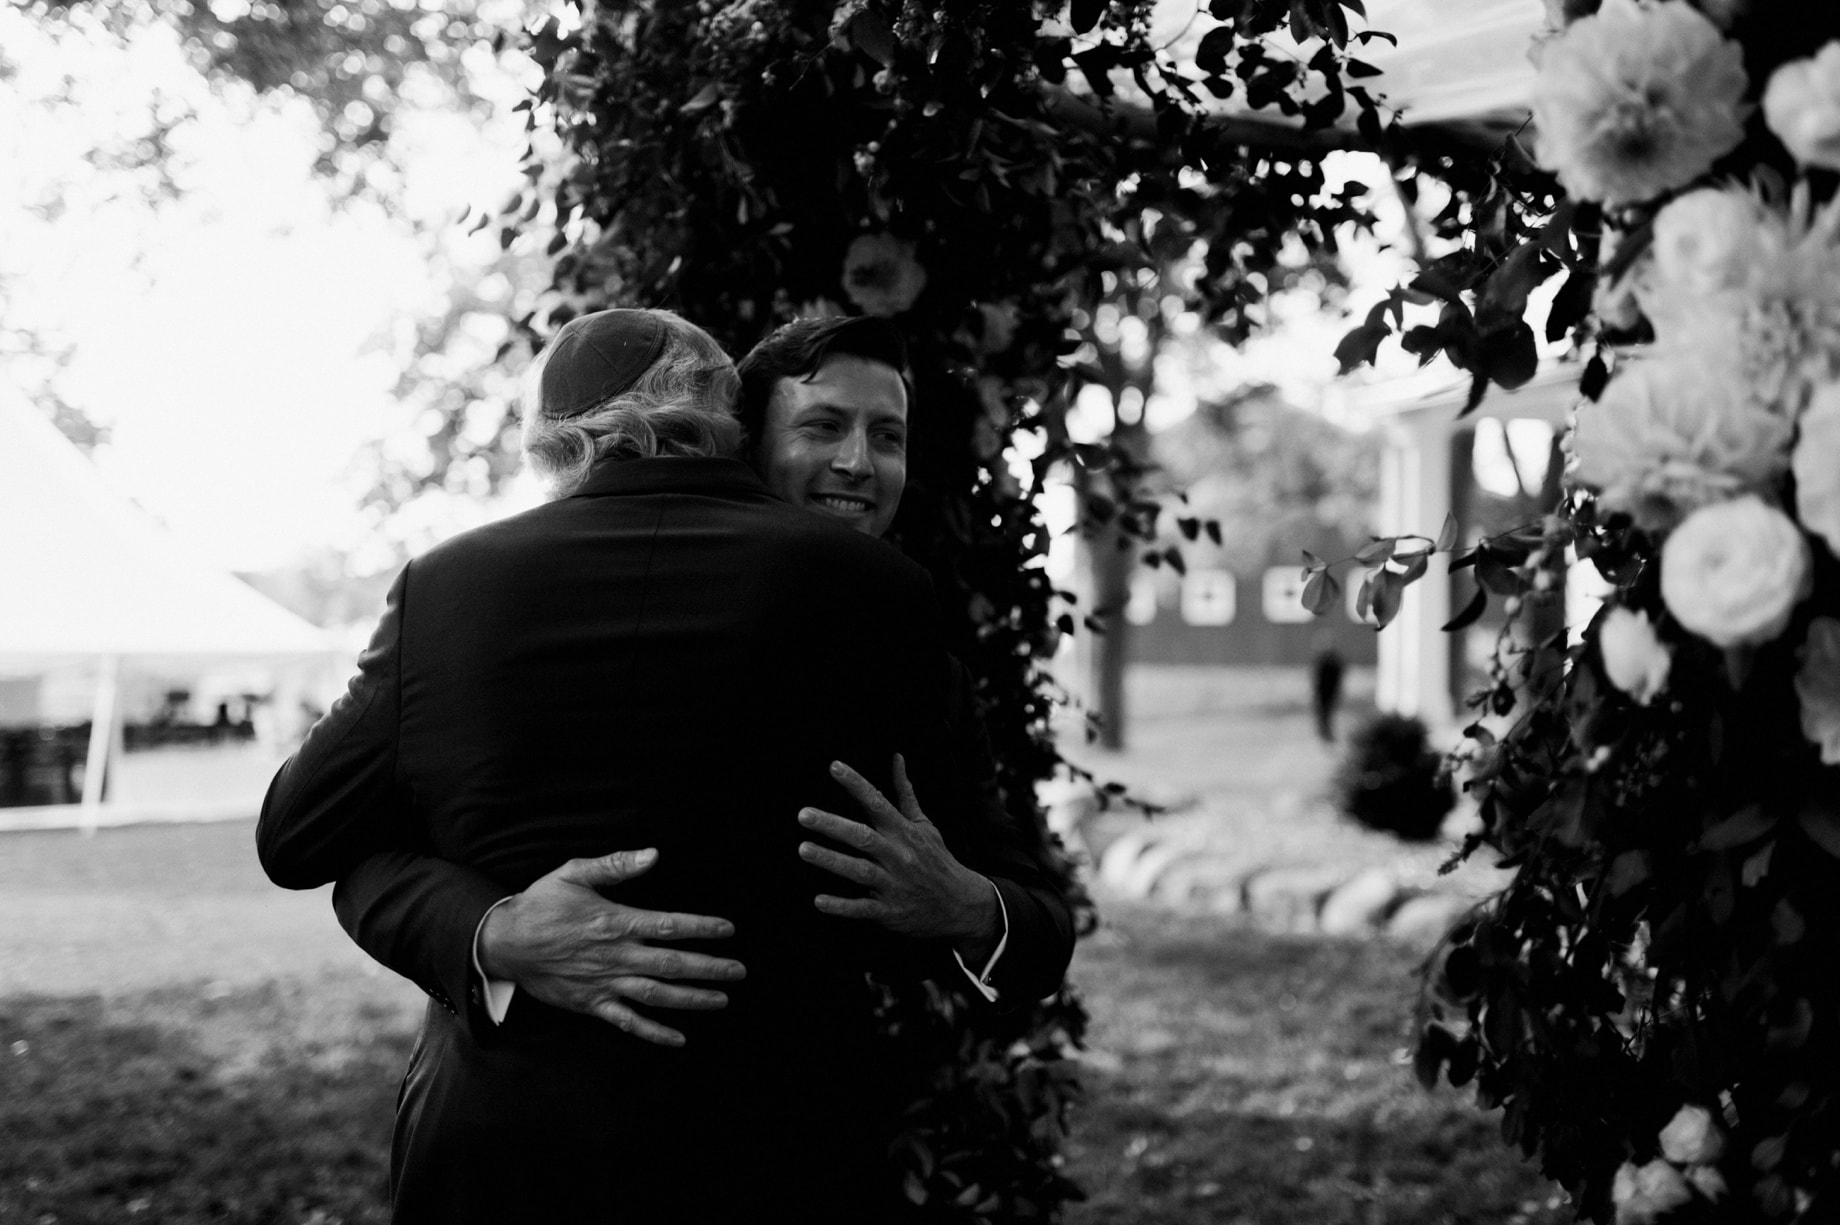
[797,755,1000,961]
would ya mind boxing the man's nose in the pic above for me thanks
[830,430,872,478]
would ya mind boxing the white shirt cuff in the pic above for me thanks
[471,896,518,1025]
[951,878,1009,1004]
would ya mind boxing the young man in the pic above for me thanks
[260,310,1070,1223]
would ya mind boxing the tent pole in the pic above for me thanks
[79,654,120,836]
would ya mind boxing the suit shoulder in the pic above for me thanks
[766,513,931,593]
[409,501,564,573]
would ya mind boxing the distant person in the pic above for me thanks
[256,309,1072,1224]
[1310,632,1346,744]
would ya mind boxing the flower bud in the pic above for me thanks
[1764,42,1840,170]
[1599,607,1672,705]
[1659,1104,1724,1165]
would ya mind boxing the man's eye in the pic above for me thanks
[875,432,907,449]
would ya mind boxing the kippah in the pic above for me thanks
[538,309,671,418]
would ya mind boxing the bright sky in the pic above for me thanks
[1,8,530,573]
[2,3,1544,578]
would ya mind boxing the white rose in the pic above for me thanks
[1764,42,1840,171]
[1600,607,1672,704]
[1658,1104,1724,1165]
[1613,1159,1695,1224]
[1794,387,1840,557]
[1570,350,1795,530]
[1530,0,1748,207]
[1797,618,1840,765]
[1645,188,1776,300]
[1661,496,1813,647]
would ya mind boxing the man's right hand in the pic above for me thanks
[476,848,745,1047]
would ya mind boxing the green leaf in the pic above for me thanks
[1796,807,1840,857]
[1697,805,1777,852]
[1480,321,1539,390]
[1442,585,1487,632]
[681,82,721,114]
[1302,568,1339,615]
[1372,568,1405,629]
[1435,511,1458,553]
[1545,268,1594,342]
[1195,26,1236,75]
[1606,850,1648,897]
[1742,841,1774,887]
[1475,551,1523,596]
[1353,537,1395,566]
[1333,320,1391,373]
[844,10,899,67]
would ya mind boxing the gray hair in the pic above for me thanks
[520,309,743,497]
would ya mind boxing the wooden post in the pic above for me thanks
[79,654,121,836]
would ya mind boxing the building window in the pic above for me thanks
[1182,569,1237,626]
[1261,567,1315,624]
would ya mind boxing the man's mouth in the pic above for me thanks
[813,494,874,515]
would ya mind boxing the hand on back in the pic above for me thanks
[477,848,745,1047]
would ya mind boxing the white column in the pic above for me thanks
[79,654,121,835]
[1375,420,1456,728]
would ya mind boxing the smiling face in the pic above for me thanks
[754,354,909,538]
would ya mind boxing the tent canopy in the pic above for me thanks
[0,389,336,675]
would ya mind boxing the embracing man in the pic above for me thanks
[257,309,1072,1223]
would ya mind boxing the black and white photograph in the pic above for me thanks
[5,1,1839,1222]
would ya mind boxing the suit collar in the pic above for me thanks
[569,456,774,501]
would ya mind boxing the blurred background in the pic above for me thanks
[0,0,1584,830]
[2,2,1600,1222]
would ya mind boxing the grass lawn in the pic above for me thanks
[0,821,1567,1224]
[1063,899,1569,1225]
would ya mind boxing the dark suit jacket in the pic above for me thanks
[256,457,1072,1223]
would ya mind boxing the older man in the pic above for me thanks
[260,309,1070,1223]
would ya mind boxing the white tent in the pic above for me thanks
[0,388,338,825]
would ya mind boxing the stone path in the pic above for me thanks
[1049,785,1513,948]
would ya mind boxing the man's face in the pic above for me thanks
[755,354,908,538]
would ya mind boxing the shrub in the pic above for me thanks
[1332,713,1455,842]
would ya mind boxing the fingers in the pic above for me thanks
[619,907,737,943]
[615,940,747,983]
[890,753,924,823]
[594,973,734,1046]
[611,975,731,1013]
[798,839,882,886]
[593,999,688,1048]
[555,848,659,889]
[798,806,879,852]
[828,760,902,826]
[813,893,884,920]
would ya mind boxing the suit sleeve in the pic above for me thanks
[251,562,517,1038]
[937,655,1076,1005]
[256,564,419,890]
[255,559,426,882]
[333,850,512,1042]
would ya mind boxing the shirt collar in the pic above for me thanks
[568,456,774,501]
